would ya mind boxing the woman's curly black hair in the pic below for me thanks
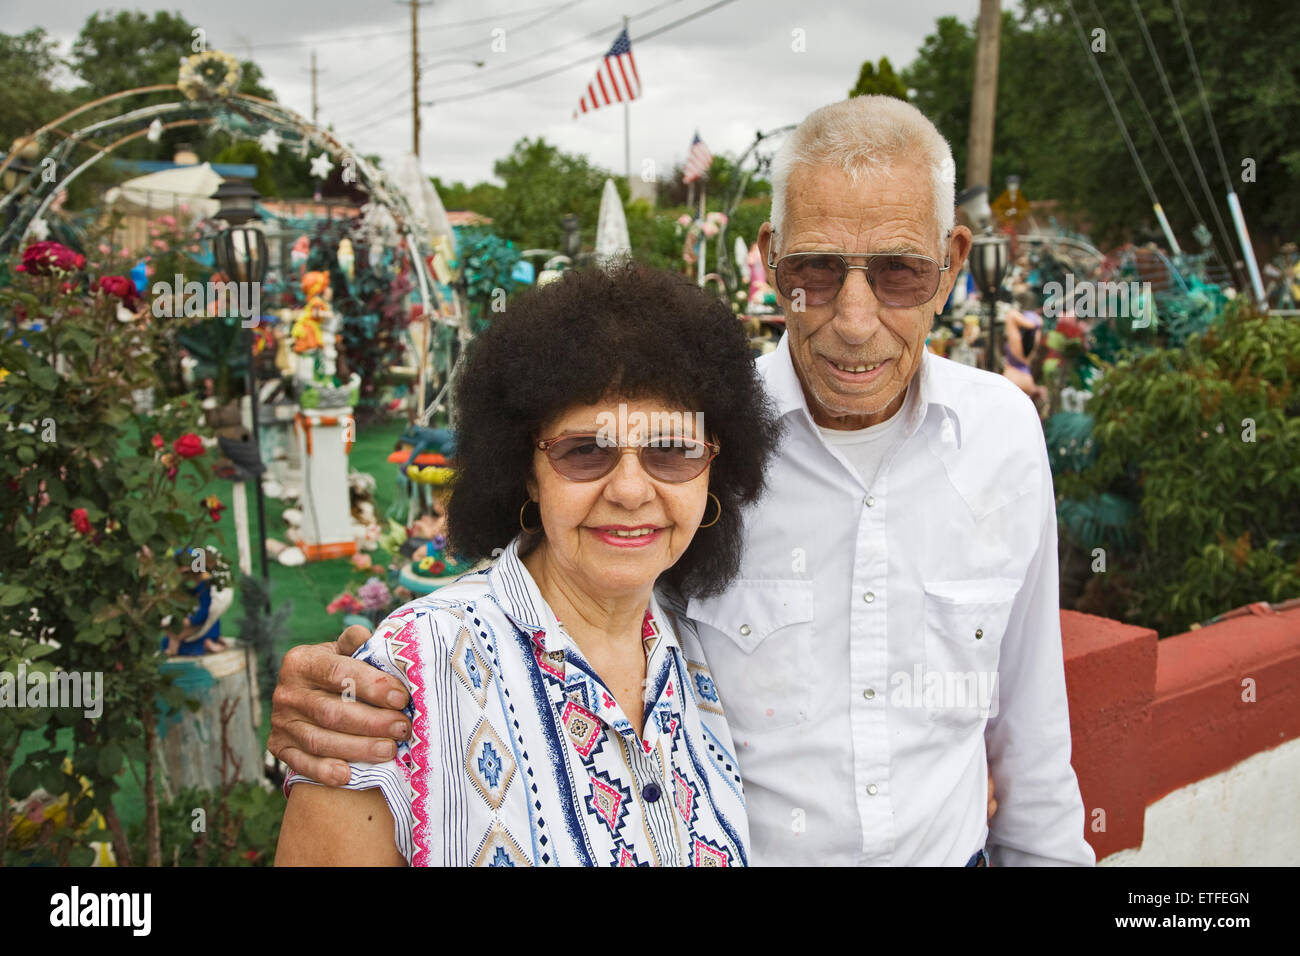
[447,260,781,598]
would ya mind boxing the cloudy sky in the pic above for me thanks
[8,0,981,186]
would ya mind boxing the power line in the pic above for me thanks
[1083,0,1220,263]
[1170,0,1234,192]
[346,100,414,138]
[1125,0,1241,284]
[418,0,589,59]
[1062,0,1161,209]
[429,0,682,92]
[323,0,591,130]
[321,59,414,127]
[426,0,733,106]
[230,3,569,52]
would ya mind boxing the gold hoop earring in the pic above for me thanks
[519,500,542,534]
[698,492,722,529]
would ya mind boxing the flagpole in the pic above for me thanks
[623,15,631,184]
[697,181,707,286]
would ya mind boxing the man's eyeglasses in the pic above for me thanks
[766,237,952,308]
[537,434,719,483]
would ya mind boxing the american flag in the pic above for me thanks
[683,132,713,183]
[573,28,640,118]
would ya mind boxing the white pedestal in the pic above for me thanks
[293,406,356,561]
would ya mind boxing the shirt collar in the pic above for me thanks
[763,331,965,448]
[487,534,685,660]
[488,536,685,750]
[487,534,555,648]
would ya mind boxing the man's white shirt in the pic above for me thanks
[686,334,1095,866]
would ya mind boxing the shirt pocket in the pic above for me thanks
[687,579,816,731]
[921,578,1021,728]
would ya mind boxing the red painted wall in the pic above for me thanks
[1059,601,1300,860]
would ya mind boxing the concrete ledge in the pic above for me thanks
[1061,610,1157,859]
[1149,604,1300,802]
[1060,603,1300,863]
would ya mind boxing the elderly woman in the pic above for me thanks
[276,263,779,866]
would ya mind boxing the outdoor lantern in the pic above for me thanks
[969,233,1011,372]
[210,179,261,226]
[213,225,269,285]
[561,213,580,258]
[968,233,1010,298]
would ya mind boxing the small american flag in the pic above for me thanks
[683,132,713,183]
[573,28,640,118]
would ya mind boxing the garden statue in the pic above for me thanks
[291,270,339,385]
[161,548,233,656]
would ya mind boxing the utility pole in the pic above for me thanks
[403,0,434,157]
[966,0,1001,189]
[310,50,320,125]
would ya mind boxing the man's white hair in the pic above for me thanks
[769,95,957,250]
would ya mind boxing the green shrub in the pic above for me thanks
[1055,300,1300,635]
[129,781,283,867]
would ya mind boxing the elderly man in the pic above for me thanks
[269,95,1093,866]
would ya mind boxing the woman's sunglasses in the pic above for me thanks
[767,239,951,308]
[537,434,719,483]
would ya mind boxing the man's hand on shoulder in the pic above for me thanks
[268,625,411,786]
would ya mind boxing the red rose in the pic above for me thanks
[204,494,226,523]
[173,433,204,459]
[71,508,92,535]
[16,241,85,276]
[1056,318,1086,342]
[151,433,165,449]
[97,275,139,306]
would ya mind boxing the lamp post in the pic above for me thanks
[958,185,1011,372]
[210,181,271,596]
[561,214,580,258]
[969,235,1010,372]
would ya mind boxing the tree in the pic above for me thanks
[849,56,908,100]
[902,1,1300,252]
[655,154,770,209]
[429,176,504,217]
[488,137,613,251]
[59,12,276,174]
[69,11,273,101]
[0,29,79,152]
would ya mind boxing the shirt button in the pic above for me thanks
[862,688,875,700]
[866,784,878,796]
[642,782,662,803]
[863,592,875,603]
[975,628,984,640]
[739,624,751,637]
[865,495,875,507]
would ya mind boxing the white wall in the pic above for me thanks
[1102,735,1300,866]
